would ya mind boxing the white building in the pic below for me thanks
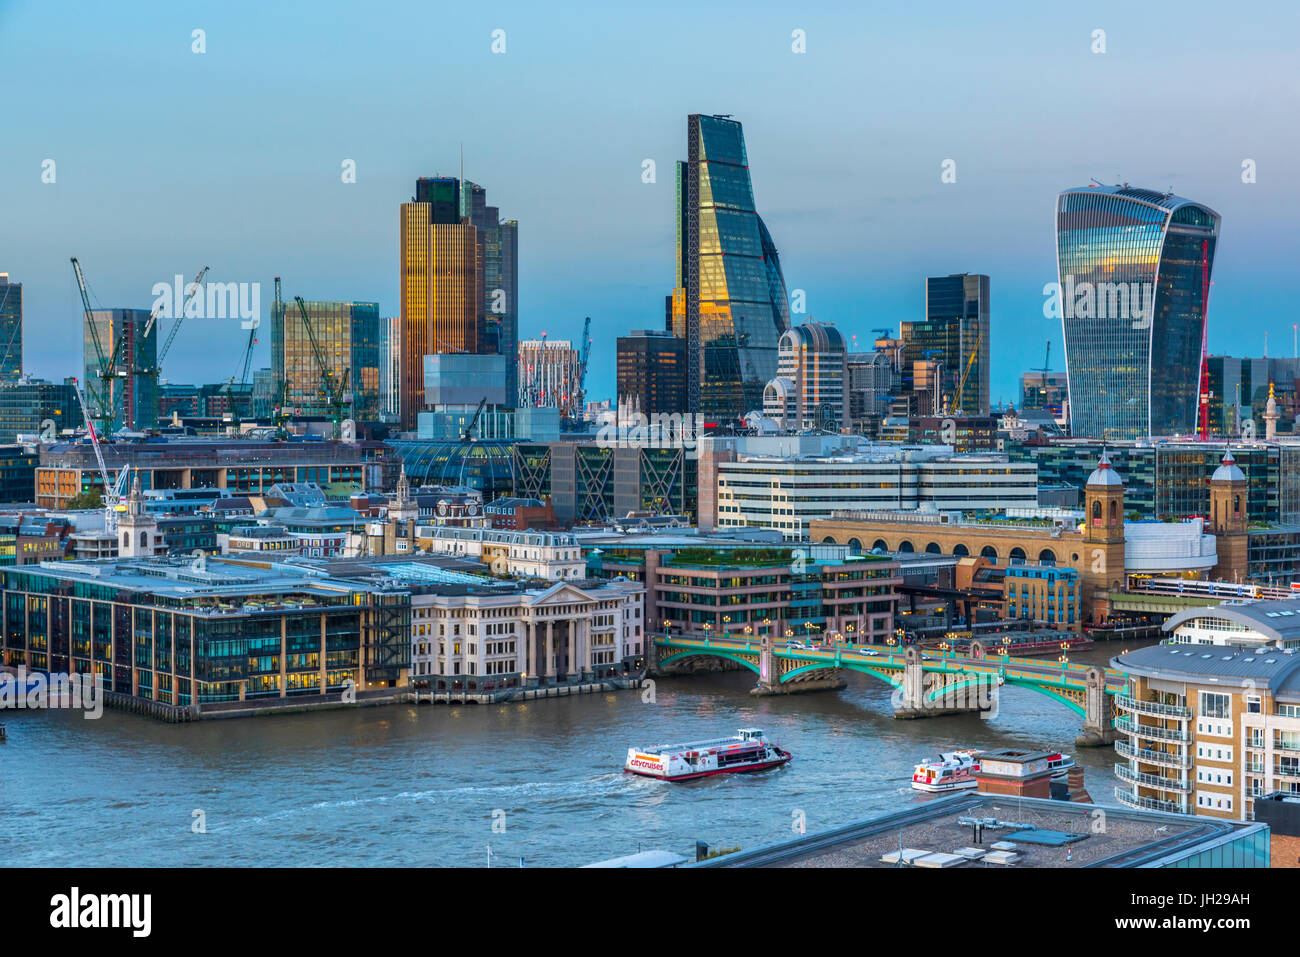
[715,450,1038,540]
[412,526,587,580]
[762,321,847,431]
[410,577,645,687]
[518,338,581,417]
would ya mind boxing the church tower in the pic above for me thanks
[1209,448,1248,581]
[117,473,161,559]
[1080,452,1127,622]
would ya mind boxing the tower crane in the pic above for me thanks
[574,316,592,416]
[952,330,983,416]
[141,265,209,426]
[72,257,129,435]
[293,295,352,437]
[68,376,131,532]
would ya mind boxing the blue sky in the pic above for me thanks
[3,0,1299,406]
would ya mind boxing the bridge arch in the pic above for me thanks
[952,543,969,557]
[657,649,759,675]
[897,540,915,553]
[980,545,998,560]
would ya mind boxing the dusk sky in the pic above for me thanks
[4,0,1299,406]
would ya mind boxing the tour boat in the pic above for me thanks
[910,749,983,792]
[624,728,791,782]
[1046,751,1075,779]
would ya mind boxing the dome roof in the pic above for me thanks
[1086,451,1124,487]
[1212,448,1246,484]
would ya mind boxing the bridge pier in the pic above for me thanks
[750,636,845,696]
[1076,667,1118,747]
[893,646,983,719]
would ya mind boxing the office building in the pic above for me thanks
[461,181,519,402]
[271,298,381,421]
[901,274,990,416]
[715,449,1038,540]
[399,176,479,429]
[673,114,790,423]
[0,377,82,443]
[762,321,847,432]
[617,330,688,416]
[518,339,581,416]
[846,350,899,434]
[83,308,156,432]
[0,274,21,381]
[1020,370,1069,423]
[1056,185,1220,440]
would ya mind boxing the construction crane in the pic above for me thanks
[574,316,592,416]
[72,257,130,435]
[140,265,209,426]
[293,295,351,437]
[221,323,259,428]
[462,397,487,441]
[952,331,983,416]
[68,376,131,531]
[1039,340,1052,375]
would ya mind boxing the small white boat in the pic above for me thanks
[1046,752,1076,779]
[911,749,983,792]
[624,728,791,782]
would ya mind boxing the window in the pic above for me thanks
[1200,691,1230,719]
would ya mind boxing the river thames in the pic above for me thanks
[2,643,1143,867]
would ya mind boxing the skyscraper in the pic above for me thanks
[461,181,519,404]
[1056,185,1220,441]
[0,274,21,381]
[901,274,990,416]
[617,330,687,416]
[83,309,156,432]
[399,177,479,430]
[674,114,790,424]
[763,321,847,431]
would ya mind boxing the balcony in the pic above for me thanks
[1115,740,1190,769]
[1114,763,1191,793]
[1274,740,1300,755]
[1114,716,1191,744]
[1274,764,1300,780]
[1115,694,1192,719]
[1114,786,1187,815]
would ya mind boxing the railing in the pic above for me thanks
[1114,694,1192,719]
[1114,786,1187,815]
[1274,740,1300,755]
[1115,740,1190,768]
[1114,763,1191,792]
[1114,716,1191,744]
[1274,764,1300,780]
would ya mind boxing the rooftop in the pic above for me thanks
[688,793,1261,868]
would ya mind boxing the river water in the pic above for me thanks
[1,643,1144,867]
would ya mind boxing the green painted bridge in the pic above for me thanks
[652,634,1126,746]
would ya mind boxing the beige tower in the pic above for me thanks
[1209,448,1248,582]
[1080,452,1127,622]
[116,474,162,559]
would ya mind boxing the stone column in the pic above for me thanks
[545,620,554,681]
[525,622,535,686]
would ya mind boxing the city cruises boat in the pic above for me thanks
[911,749,983,792]
[624,728,791,782]
[1046,751,1075,779]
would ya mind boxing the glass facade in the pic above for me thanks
[0,274,21,381]
[1056,186,1219,441]
[677,115,789,424]
[271,299,381,420]
[83,309,157,432]
[903,274,990,415]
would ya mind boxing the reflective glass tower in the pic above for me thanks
[674,114,789,423]
[1056,185,1220,441]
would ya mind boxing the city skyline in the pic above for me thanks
[4,2,1299,410]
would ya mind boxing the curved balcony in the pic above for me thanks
[1114,786,1187,815]
[1114,763,1191,793]
[1114,694,1191,719]
[1115,740,1190,769]
[1114,716,1191,744]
